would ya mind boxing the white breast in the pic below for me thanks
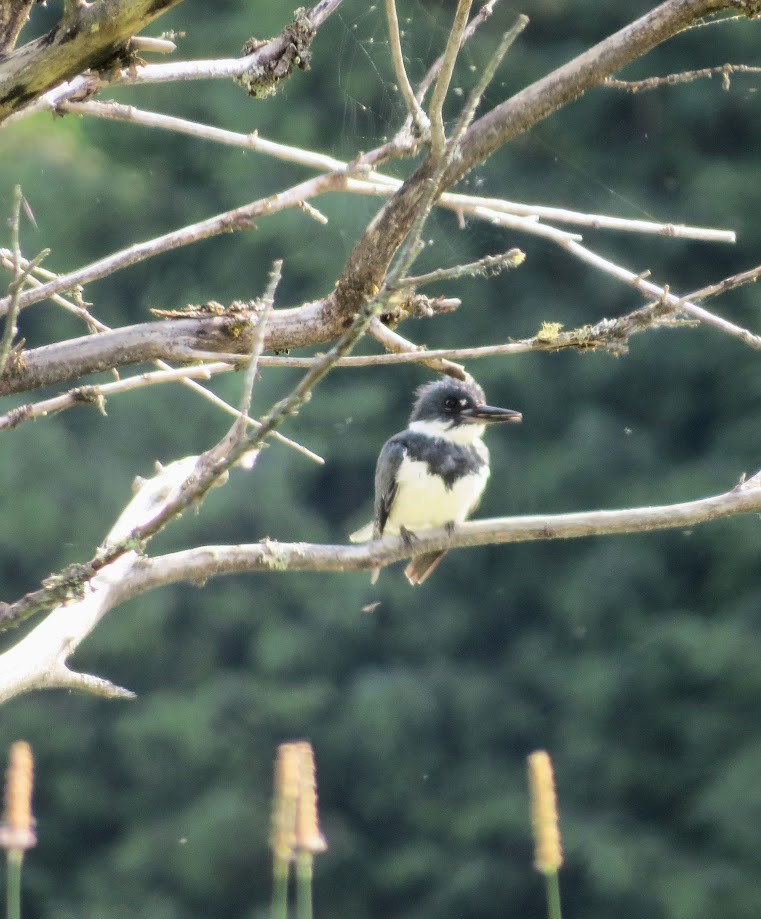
[384,457,489,534]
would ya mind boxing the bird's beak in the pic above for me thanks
[463,404,522,424]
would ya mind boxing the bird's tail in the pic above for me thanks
[349,521,374,543]
[404,550,447,586]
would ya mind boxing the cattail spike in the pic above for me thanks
[270,741,328,864]
[527,750,563,874]
[0,741,37,852]
[271,742,301,865]
[295,742,327,855]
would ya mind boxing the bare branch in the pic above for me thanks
[448,15,528,145]
[0,186,23,378]
[45,99,734,242]
[0,0,187,123]
[558,237,761,349]
[605,62,761,92]
[234,261,280,441]
[429,0,473,156]
[0,249,323,461]
[402,248,525,289]
[369,317,467,380]
[0,0,34,55]
[414,1,499,105]
[136,469,761,581]
[2,0,346,126]
[332,0,743,331]
[217,260,280,467]
[384,0,430,136]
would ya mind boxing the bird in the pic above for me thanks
[350,378,522,585]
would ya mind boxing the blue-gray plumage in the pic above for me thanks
[351,378,522,585]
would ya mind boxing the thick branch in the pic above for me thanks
[0,0,186,122]
[0,304,334,395]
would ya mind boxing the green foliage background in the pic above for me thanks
[2,1,761,916]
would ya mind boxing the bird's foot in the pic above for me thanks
[399,526,419,550]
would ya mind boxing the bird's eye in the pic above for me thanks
[444,397,458,411]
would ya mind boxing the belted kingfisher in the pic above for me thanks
[350,378,522,585]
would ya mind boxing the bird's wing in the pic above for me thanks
[374,436,407,536]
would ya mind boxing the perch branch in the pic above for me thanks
[2,468,760,702]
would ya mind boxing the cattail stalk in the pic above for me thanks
[527,750,563,919]
[296,850,313,919]
[1,742,36,919]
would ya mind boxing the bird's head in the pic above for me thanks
[408,379,522,440]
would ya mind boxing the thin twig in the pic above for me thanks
[384,0,429,136]
[0,187,25,378]
[219,260,281,470]
[429,0,473,156]
[401,247,525,288]
[686,262,761,303]
[234,260,281,440]
[448,15,528,146]
[605,63,761,92]
[369,317,467,378]
[0,171,349,318]
[415,0,498,104]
